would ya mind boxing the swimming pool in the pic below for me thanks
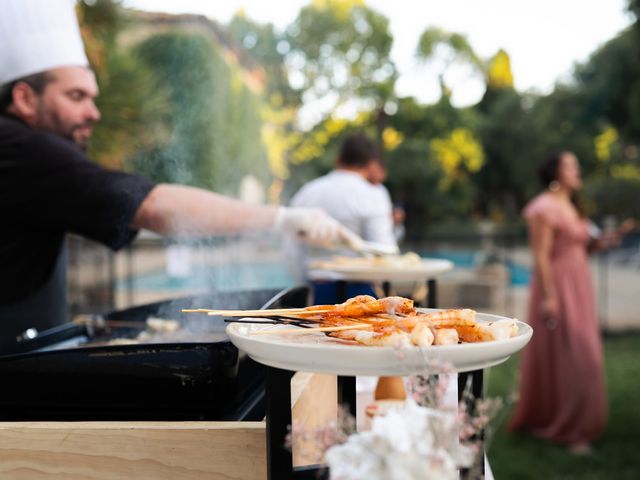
[119,250,530,294]
[118,261,296,293]
[420,250,530,286]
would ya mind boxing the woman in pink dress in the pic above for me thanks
[509,151,610,453]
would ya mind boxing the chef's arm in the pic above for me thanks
[132,184,277,235]
[131,184,359,246]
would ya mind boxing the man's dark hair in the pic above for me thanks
[338,133,379,168]
[0,71,54,112]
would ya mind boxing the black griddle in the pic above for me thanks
[0,286,310,421]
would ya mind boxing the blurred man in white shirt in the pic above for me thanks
[288,134,397,301]
[365,158,406,243]
[291,134,397,246]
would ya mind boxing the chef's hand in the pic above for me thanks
[274,207,361,247]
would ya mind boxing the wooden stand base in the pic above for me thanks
[0,372,339,480]
[0,421,266,480]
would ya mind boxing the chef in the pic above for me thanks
[0,0,357,350]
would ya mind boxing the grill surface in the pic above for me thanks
[0,286,309,421]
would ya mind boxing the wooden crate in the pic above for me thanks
[0,421,266,480]
[0,372,338,479]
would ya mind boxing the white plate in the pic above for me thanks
[227,310,532,375]
[308,258,454,282]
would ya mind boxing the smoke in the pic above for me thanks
[153,239,295,335]
[117,29,287,317]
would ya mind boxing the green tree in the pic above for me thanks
[227,12,300,109]
[226,13,302,186]
[78,0,169,170]
[133,32,269,194]
[575,28,640,142]
[629,0,640,20]
[286,0,396,123]
[521,3,640,220]
[416,27,484,96]
[383,97,483,232]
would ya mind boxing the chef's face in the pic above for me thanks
[31,66,101,150]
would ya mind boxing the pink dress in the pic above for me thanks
[508,193,607,445]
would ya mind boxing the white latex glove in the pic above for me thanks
[274,207,362,247]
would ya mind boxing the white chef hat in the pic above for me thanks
[0,0,89,86]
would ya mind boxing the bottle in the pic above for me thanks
[374,376,406,400]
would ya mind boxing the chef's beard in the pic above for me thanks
[35,106,95,151]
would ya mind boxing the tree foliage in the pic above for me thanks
[78,0,640,226]
[227,13,299,109]
[78,0,170,170]
[286,0,396,118]
[416,28,483,76]
[132,32,269,194]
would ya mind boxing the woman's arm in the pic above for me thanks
[589,218,637,253]
[528,216,559,319]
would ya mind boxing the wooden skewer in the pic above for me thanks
[181,307,330,315]
[250,323,372,336]
[224,317,317,328]
[193,308,335,317]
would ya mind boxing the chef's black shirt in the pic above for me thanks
[0,113,156,307]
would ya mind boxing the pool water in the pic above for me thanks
[119,262,295,293]
[506,260,531,286]
[421,250,530,286]
[119,251,530,293]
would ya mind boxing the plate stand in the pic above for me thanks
[264,277,485,479]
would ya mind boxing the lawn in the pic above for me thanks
[486,333,640,479]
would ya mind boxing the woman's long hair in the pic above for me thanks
[538,151,584,217]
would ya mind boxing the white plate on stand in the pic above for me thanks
[227,310,532,375]
[308,258,454,283]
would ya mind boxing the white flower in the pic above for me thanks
[326,399,474,480]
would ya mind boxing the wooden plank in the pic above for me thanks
[0,375,339,478]
[0,421,266,480]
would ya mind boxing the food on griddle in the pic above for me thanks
[97,317,225,345]
[146,317,180,332]
[105,337,139,345]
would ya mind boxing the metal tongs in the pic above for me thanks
[342,234,400,257]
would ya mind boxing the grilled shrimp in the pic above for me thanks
[323,295,415,318]
[394,309,476,331]
[329,327,412,347]
[409,322,434,347]
[304,296,517,347]
[329,322,434,347]
[454,318,518,342]
[482,318,518,340]
[433,328,459,345]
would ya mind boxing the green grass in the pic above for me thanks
[486,333,640,479]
